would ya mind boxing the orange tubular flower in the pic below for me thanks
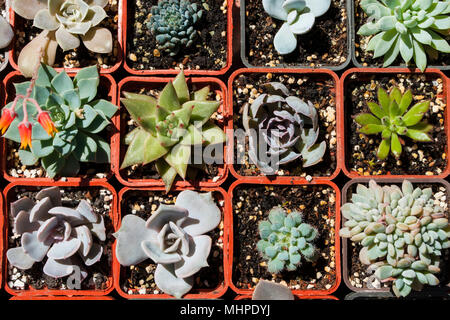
[18,121,32,150]
[0,108,17,134]
[37,111,58,137]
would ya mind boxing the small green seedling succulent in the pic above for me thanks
[0,15,13,49]
[340,180,450,297]
[358,0,450,71]
[262,0,331,54]
[147,0,203,56]
[355,86,432,160]
[0,64,118,178]
[120,70,226,192]
[257,207,318,273]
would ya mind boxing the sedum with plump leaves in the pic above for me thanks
[114,190,221,298]
[262,0,331,54]
[257,207,318,274]
[120,70,226,192]
[358,0,450,71]
[243,81,326,175]
[355,86,432,160]
[340,180,450,297]
[147,0,203,56]
[7,186,106,280]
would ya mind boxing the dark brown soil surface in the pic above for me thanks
[119,190,225,296]
[232,184,337,291]
[244,0,348,67]
[353,0,450,68]
[345,73,447,176]
[7,186,115,291]
[126,0,228,71]
[232,72,337,177]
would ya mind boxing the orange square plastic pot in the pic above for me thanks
[227,179,342,296]
[1,71,118,184]
[113,186,231,299]
[113,76,230,188]
[3,180,118,297]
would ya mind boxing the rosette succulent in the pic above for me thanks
[6,186,106,280]
[262,0,331,54]
[340,180,450,297]
[358,0,450,71]
[114,190,221,298]
[12,0,113,77]
[355,86,432,160]
[257,207,318,274]
[120,70,226,191]
[0,15,14,49]
[243,81,326,175]
[0,64,118,178]
[147,0,203,56]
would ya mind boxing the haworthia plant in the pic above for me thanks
[120,70,226,192]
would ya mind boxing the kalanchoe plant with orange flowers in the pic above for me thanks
[0,63,118,178]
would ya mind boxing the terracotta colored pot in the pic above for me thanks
[1,71,118,184]
[113,76,230,188]
[339,68,450,179]
[122,0,233,76]
[234,294,338,300]
[228,68,342,183]
[228,179,342,296]
[113,186,231,299]
[341,177,450,295]
[8,1,123,74]
[3,180,118,297]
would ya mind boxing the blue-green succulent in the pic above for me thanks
[147,0,203,56]
[257,207,318,273]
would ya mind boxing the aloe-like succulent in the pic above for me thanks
[147,0,203,56]
[262,0,331,54]
[0,15,14,49]
[120,70,226,192]
[257,207,318,274]
[114,190,221,298]
[6,186,106,280]
[340,180,450,297]
[358,0,450,71]
[243,81,326,175]
[252,279,295,300]
[12,0,112,77]
[355,86,432,160]
[1,64,118,178]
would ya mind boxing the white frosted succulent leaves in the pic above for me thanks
[263,0,331,54]
[340,180,450,297]
[6,187,106,280]
[114,191,221,298]
[0,15,14,49]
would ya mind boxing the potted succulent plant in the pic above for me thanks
[340,68,449,178]
[228,179,341,296]
[1,64,118,183]
[351,0,450,70]
[340,178,450,298]
[229,68,341,183]
[3,181,118,296]
[113,70,229,191]
[9,0,123,77]
[123,0,233,75]
[0,0,13,72]
[240,0,351,70]
[113,186,230,299]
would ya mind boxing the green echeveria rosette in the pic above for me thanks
[358,0,450,71]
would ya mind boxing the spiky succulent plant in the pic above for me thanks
[114,190,221,298]
[340,180,450,297]
[147,0,203,56]
[358,0,450,71]
[243,81,326,175]
[6,186,106,280]
[120,70,226,192]
[257,207,318,274]
[262,0,331,54]
[355,86,432,160]
[0,15,13,49]
[1,64,118,178]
